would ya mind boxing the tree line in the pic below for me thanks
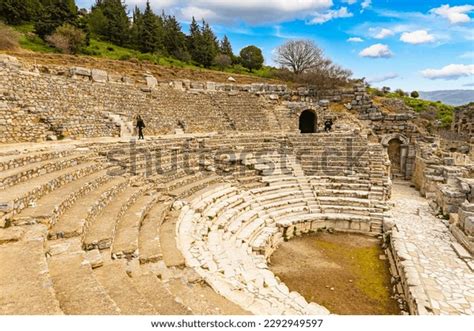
[0,0,265,71]
[0,0,352,87]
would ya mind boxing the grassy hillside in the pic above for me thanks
[10,23,277,81]
[369,89,454,128]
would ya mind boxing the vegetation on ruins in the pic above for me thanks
[369,87,455,128]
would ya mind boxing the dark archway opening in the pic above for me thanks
[387,138,402,177]
[299,110,317,133]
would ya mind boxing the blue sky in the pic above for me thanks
[77,0,474,92]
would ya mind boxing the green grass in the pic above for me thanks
[12,23,57,53]
[315,240,392,304]
[19,34,57,53]
[369,89,455,128]
[82,38,140,60]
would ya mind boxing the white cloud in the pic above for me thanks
[359,44,393,58]
[367,73,399,83]
[430,4,474,24]
[421,64,474,80]
[347,37,364,42]
[128,0,334,24]
[361,0,371,11]
[400,30,435,44]
[309,7,353,24]
[370,28,395,39]
[180,6,218,21]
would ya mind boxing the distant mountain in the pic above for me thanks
[418,90,474,106]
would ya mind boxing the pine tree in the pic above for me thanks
[35,0,78,39]
[0,0,43,25]
[187,17,202,63]
[220,35,233,58]
[188,18,219,67]
[91,0,130,46]
[139,1,160,53]
[129,6,143,50]
[162,14,189,61]
[200,21,218,67]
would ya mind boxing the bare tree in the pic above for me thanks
[275,40,324,75]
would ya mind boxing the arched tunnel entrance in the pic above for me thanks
[387,138,403,177]
[299,110,317,133]
[382,134,410,179]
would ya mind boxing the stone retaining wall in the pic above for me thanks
[0,55,374,143]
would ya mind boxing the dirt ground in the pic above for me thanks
[269,232,400,315]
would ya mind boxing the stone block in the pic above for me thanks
[70,66,91,77]
[107,74,122,83]
[319,99,330,107]
[206,81,216,91]
[145,74,157,88]
[91,69,108,82]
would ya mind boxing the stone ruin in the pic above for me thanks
[0,54,472,315]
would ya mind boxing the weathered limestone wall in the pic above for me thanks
[0,55,283,142]
[0,54,383,143]
[411,140,474,253]
[452,104,474,142]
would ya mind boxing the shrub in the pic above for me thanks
[410,91,419,98]
[0,22,20,50]
[394,89,406,97]
[46,23,85,54]
[213,54,232,70]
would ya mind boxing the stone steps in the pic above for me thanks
[48,176,128,240]
[0,161,102,226]
[12,169,112,226]
[0,148,76,172]
[48,252,121,315]
[160,210,186,268]
[166,277,250,315]
[138,201,171,264]
[93,262,158,314]
[317,196,372,207]
[315,189,370,198]
[168,175,222,199]
[0,153,92,190]
[0,225,63,315]
[111,192,159,259]
[82,185,145,251]
[131,273,192,315]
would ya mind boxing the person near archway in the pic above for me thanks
[324,118,333,132]
[136,115,146,140]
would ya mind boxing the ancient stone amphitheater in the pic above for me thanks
[0,54,473,315]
